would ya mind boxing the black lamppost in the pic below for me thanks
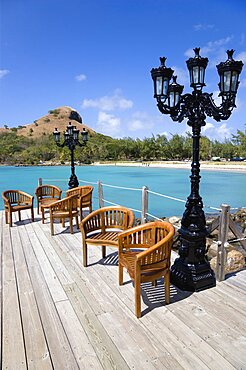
[151,48,243,292]
[53,122,88,189]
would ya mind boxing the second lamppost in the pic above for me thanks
[151,48,243,292]
[53,122,88,189]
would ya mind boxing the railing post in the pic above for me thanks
[216,204,230,281]
[98,180,104,208]
[141,186,148,224]
[38,178,42,186]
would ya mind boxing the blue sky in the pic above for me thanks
[1,0,246,141]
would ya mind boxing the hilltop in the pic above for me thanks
[0,106,95,138]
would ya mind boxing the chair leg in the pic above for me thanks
[5,210,8,224]
[18,210,21,221]
[69,217,73,234]
[76,215,79,229]
[50,217,54,236]
[152,280,157,287]
[41,208,45,224]
[135,266,141,318]
[102,245,106,258]
[119,262,123,285]
[9,211,13,227]
[37,201,40,214]
[31,207,34,222]
[164,271,170,304]
[62,218,65,227]
[82,241,87,267]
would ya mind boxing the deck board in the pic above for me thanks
[1,209,246,370]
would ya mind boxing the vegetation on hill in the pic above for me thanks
[0,128,245,165]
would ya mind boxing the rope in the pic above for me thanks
[145,212,180,228]
[102,183,141,191]
[228,237,246,243]
[102,198,141,214]
[78,179,98,185]
[148,190,186,203]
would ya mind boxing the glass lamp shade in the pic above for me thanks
[168,76,184,108]
[217,50,243,97]
[151,57,174,100]
[67,122,74,136]
[186,47,208,90]
[53,128,60,142]
[82,128,88,142]
[64,131,69,141]
[73,127,79,140]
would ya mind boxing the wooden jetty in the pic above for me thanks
[1,209,246,369]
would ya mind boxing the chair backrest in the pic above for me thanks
[35,185,62,199]
[119,221,175,266]
[49,194,78,214]
[81,206,135,234]
[66,186,93,206]
[2,190,33,205]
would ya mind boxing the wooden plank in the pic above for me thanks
[229,217,246,250]
[34,220,130,369]
[92,257,236,370]
[11,224,53,369]
[18,221,79,369]
[166,292,246,369]
[56,300,103,369]
[2,219,27,369]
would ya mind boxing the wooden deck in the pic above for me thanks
[1,209,246,370]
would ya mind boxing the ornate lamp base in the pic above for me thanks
[170,258,216,292]
[171,228,216,291]
[68,174,79,189]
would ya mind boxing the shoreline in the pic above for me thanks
[92,161,246,173]
[2,160,246,172]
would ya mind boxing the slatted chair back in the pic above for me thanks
[66,186,93,219]
[49,195,79,235]
[118,221,175,318]
[2,190,34,227]
[80,206,135,266]
[35,184,62,214]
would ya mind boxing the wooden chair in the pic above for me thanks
[118,221,175,318]
[2,190,34,227]
[48,194,79,236]
[35,184,62,222]
[80,206,135,267]
[66,185,93,220]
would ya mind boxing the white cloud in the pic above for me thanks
[235,51,246,63]
[0,69,10,79]
[171,66,189,86]
[96,111,121,136]
[202,121,232,140]
[194,24,215,31]
[82,89,133,111]
[128,111,154,132]
[75,74,86,81]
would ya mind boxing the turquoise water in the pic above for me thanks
[0,165,246,217]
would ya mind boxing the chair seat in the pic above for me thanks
[85,231,120,246]
[9,204,32,211]
[40,198,59,207]
[52,210,79,218]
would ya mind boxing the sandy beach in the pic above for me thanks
[92,160,246,172]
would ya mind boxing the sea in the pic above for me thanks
[1,165,246,218]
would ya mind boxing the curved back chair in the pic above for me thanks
[48,194,79,236]
[66,185,93,220]
[2,190,34,227]
[80,206,135,267]
[118,221,175,318]
[35,184,62,222]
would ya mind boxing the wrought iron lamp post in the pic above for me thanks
[53,122,88,189]
[151,48,243,291]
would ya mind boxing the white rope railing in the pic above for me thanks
[102,198,142,214]
[40,177,245,222]
[101,183,141,192]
